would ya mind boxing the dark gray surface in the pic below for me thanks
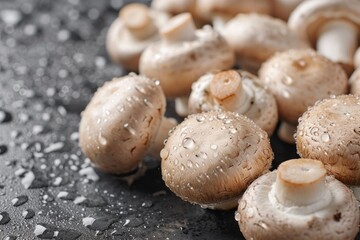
[0,0,305,239]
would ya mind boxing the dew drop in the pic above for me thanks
[0,212,10,225]
[210,144,218,150]
[22,209,35,219]
[234,212,241,221]
[98,134,107,146]
[182,137,195,149]
[160,149,169,159]
[199,152,208,159]
[11,195,28,207]
[186,160,193,168]
[196,115,205,122]
[321,133,330,142]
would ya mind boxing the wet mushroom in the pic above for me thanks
[161,111,273,210]
[296,95,360,199]
[258,49,348,143]
[222,14,309,74]
[288,0,360,75]
[273,0,304,21]
[106,3,169,72]
[196,0,272,30]
[140,13,234,116]
[350,68,360,95]
[188,70,278,135]
[237,158,359,240]
[79,74,177,183]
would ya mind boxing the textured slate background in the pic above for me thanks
[0,0,302,239]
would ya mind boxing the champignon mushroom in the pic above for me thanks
[140,13,234,116]
[350,68,360,95]
[288,0,360,75]
[237,158,359,240]
[188,70,278,135]
[222,14,309,74]
[258,49,348,143]
[79,74,177,183]
[161,111,273,210]
[296,95,360,199]
[273,0,304,21]
[196,0,272,30]
[106,3,169,72]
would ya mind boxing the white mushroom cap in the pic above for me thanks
[288,0,360,74]
[273,0,304,20]
[296,95,360,185]
[350,68,360,95]
[106,3,169,72]
[161,111,273,210]
[79,74,176,174]
[222,14,309,74]
[188,70,278,135]
[237,159,359,240]
[140,13,234,99]
[258,49,348,143]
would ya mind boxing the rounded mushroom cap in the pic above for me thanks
[296,95,360,185]
[288,0,360,45]
[106,4,169,71]
[188,70,278,135]
[222,14,309,73]
[139,25,234,98]
[79,74,166,174]
[237,167,359,240]
[196,0,272,22]
[350,68,360,95]
[161,111,273,208]
[258,49,348,125]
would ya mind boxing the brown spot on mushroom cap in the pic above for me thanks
[350,68,360,95]
[258,49,348,125]
[296,95,360,185]
[79,74,166,174]
[222,14,309,73]
[188,70,278,135]
[237,170,359,240]
[139,25,235,98]
[288,0,360,46]
[161,111,273,208]
[106,4,169,72]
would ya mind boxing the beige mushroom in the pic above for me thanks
[296,95,360,199]
[188,70,278,135]
[350,68,360,95]
[273,0,304,21]
[237,158,359,240]
[79,74,177,183]
[161,111,273,210]
[196,0,272,30]
[222,14,309,74]
[106,3,169,72]
[140,13,234,116]
[288,0,360,75]
[258,49,348,144]
[354,48,360,69]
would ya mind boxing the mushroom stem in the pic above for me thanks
[175,96,189,117]
[212,14,232,32]
[210,70,253,114]
[354,47,360,69]
[278,122,296,144]
[271,159,332,213]
[120,3,157,40]
[147,117,177,158]
[317,20,358,71]
[160,13,196,43]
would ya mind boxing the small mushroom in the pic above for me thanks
[288,0,360,75]
[296,95,360,199]
[350,68,360,95]
[273,0,304,20]
[196,0,272,30]
[161,111,273,210]
[188,70,278,135]
[222,14,309,74]
[140,13,234,116]
[258,49,348,143]
[106,3,169,72]
[79,74,177,182]
[237,158,359,240]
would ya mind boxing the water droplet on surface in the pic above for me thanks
[0,145,8,155]
[34,224,81,240]
[182,137,195,149]
[22,209,35,219]
[43,142,64,153]
[199,152,208,159]
[321,133,330,142]
[4,235,17,240]
[123,215,143,228]
[74,194,107,207]
[0,9,22,26]
[186,160,193,168]
[83,215,118,231]
[11,195,28,207]
[141,200,153,208]
[79,167,99,182]
[0,212,10,224]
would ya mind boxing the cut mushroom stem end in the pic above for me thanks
[210,70,251,114]
[160,13,196,43]
[120,3,157,40]
[278,121,297,144]
[317,19,358,74]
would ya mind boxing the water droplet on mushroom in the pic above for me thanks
[44,142,64,153]
[321,133,330,142]
[173,158,179,166]
[0,109,12,123]
[11,195,28,207]
[199,152,208,159]
[281,76,293,85]
[0,9,22,26]
[196,115,205,122]
[22,209,35,219]
[234,212,241,221]
[283,90,290,98]
[124,123,136,135]
[217,113,226,120]
[182,137,195,149]
[0,212,10,225]
[180,164,185,171]
[210,144,218,150]
[186,160,193,168]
